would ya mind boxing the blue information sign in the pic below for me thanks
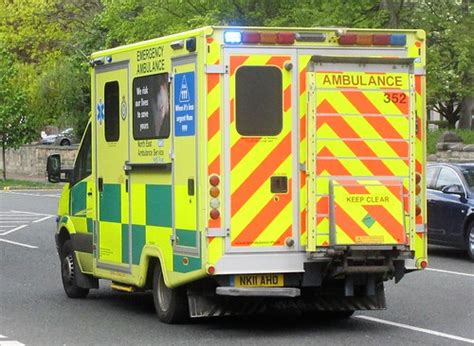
[174,72,195,136]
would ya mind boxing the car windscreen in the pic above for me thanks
[460,167,474,192]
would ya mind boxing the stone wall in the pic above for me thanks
[429,143,474,162]
[0,145,78,177]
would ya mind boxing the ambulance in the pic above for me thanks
[46,26,427,323]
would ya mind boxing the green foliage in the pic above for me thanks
[0,48,36,150]
[0,0,471,141]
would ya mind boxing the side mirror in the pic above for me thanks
[441,184,465,197]
[47,154,61,183]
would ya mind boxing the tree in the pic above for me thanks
[0,48,36,180]
[406,0,473,129]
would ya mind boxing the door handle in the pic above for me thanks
[188,178,195,196]
[98,177,103,192]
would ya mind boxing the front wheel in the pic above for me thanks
[152,264,189,324]
[466,222,474,261]
[60,240,89,298]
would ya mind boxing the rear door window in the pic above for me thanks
[235,66,282,136]
[104,81,120,142]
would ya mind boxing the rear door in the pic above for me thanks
[224,49,297,252]
[306,57,415,251]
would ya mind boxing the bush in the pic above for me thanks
[427,129,474,155]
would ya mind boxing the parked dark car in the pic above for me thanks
[427,163,474,260]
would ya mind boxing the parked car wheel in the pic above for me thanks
[466,222,474,261]
[152,264,189,324]
[60,138,71,146]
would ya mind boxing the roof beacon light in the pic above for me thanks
[356,34,373,45]
[260,32,278,44]
[277,32,295,44]
[373,34,391,45]
[224,31,242,44]
[338,34,357,45]
[242,32,260,44]
[391,34,406,46]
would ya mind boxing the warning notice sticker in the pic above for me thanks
[174,71,195,136]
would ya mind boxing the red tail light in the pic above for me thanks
[210,209,220,220]
[209,175,220,186]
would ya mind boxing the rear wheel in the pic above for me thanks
[152,264,189,323]
[466,222,474,261]
[60,240,89,298]
[60,138,70,146]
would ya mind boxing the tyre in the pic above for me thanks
[152,264,189,324]
[60,139,70,146]
[466,222,474,261]
[60,240,89,298]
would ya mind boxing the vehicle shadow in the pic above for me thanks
[428,244,468,261]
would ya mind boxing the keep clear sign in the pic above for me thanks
[174,71,195,136]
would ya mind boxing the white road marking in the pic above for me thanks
[356,315,474,344]
[33,215,54,223]
[0,341,25,346]
[426,267,474,278]
[0,335,5,338]
[0,238,38,249]
[0,225,27,236]
[0,191,60,198]
[9,210,54,216]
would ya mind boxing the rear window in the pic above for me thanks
[235,66,282,136]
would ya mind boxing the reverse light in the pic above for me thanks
[224,31,242,44]
[210,198,220,209]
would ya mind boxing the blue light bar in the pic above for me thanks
[390,34,406,46]
[224,31,242,44]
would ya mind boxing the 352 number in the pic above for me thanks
[384,93,407,104]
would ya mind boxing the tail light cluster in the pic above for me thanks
[338,33,406,46]
[209,175,220,220]
[415,173,422,216]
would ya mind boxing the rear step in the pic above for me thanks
[111,283,135,293]
[216,287,300,297]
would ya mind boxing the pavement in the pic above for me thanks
[0,190,473,345]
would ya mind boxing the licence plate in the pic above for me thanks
[234,274,283,288]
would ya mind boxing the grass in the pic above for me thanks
[0,178,61,190]
[427,129,474,155]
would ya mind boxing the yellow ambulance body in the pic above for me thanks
[48,26,427,323]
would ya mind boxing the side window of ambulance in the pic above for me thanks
[235,66,282,136]
[72,124,92,186]
[132,73,170,139]
[104,81,120,142]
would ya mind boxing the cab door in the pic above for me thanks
[93,61,131,270]
[224,49,296,252]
